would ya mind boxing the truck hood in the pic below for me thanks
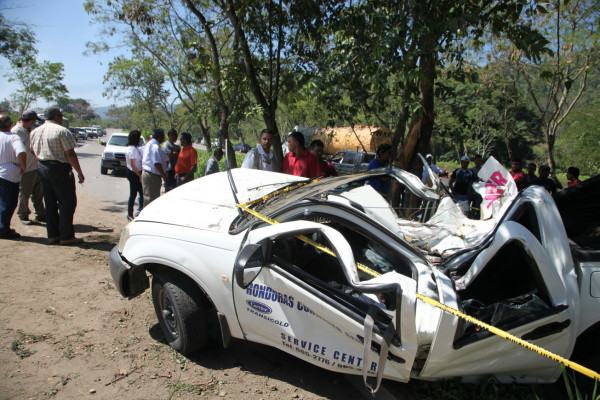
[135,169,305,233]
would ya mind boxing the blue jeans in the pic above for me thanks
[126,169,143,218]
[38,161,77,240]
[0,177,20,234]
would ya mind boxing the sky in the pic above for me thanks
[0,0,123,110]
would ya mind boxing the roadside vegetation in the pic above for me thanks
[2,1,600,398]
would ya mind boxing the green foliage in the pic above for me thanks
[556,105,600,176]
[194,149,245,179]
[1,14,68,114]
[57,98,99,125]
[7,59,68,114]
[0,14,36,60]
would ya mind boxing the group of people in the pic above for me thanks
[429,153,583,219]
[0,107,85,244]
[125,128,198,221]
[511,159,581,194]
[205,129,338,179]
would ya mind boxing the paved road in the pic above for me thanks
[75,128,131,220]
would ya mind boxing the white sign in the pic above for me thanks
[474,156,517,220]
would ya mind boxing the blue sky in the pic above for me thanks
[0,0,122,109]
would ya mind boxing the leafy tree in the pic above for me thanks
[103,54,171,127]
[7,59,68,114]
[516,0,600,172]
[86,0,248,164]
[301,0,550,174]
[556,105,600,175]
[56,97,99,123]
[0,13,35,61]
[2,12,68,114]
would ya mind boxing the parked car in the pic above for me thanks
[101,133,145,174]
[85,127,98,139]
[68,127,79,142]
[109,157,600,390]
[233,142,251,153]
[92,125,106,136]
[329,150,375,175]
[75,127,87,140]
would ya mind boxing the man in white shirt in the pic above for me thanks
[142,128,167,206]
[11,110,46,224]
[241,129,278,171]
[0,114,27,239]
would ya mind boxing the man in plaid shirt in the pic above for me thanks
[31,106,85,245]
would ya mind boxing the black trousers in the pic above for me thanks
[38,161,77,240]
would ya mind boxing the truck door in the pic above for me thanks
[232,221,418,386]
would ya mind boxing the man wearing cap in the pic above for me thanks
[0,114,27,239]
[11,110,46,224]
[422,153,444,185]
[449,156,474,213]
[30,106,85,245]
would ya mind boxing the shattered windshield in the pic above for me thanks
[230,174,367,233]
[229,169,440,234]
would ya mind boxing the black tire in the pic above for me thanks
[151,272,208,355]
[100,166,108,175]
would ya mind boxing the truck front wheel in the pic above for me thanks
[152,272,208,355]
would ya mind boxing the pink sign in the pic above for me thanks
[485,171,508,208]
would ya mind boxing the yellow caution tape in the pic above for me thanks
[239,204,381,277]
[236,202,600,381]
[238,177,322,208]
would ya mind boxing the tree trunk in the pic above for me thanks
[502,86,513,161]
[218,112,236,168]
[199,116,211,152]
[545,126,557,172]
[398,35,436,176]
[263,106,283,172]
[391,99,409,162]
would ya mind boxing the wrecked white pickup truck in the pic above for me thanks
[110,157,600,389]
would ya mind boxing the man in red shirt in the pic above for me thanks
[510,158,527,191]
[281,131,320,178]
[309,139,338,178]
[175,132,198,186]
[567,166,581,187]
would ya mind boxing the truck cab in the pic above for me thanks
[329,150,375,175]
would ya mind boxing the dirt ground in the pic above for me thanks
[0,191,369,400]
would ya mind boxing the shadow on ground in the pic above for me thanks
[74,224,114,234]
[146,323,365,399]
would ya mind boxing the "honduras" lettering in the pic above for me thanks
[246,283,294,308]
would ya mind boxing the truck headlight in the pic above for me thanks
[118,223,131,253]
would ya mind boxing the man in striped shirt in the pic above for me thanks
[31,106,85,245]
[0,114,27,239]
[11,110,46,224]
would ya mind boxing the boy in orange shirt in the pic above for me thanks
[175,132,198,186]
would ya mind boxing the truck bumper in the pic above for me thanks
[109,245,149,299]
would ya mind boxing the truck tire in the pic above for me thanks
[152,272,207,355]
[100,166,108,175]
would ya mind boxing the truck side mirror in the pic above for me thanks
[234,244,265,289]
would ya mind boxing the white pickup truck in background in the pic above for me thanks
[329,150,375,175]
